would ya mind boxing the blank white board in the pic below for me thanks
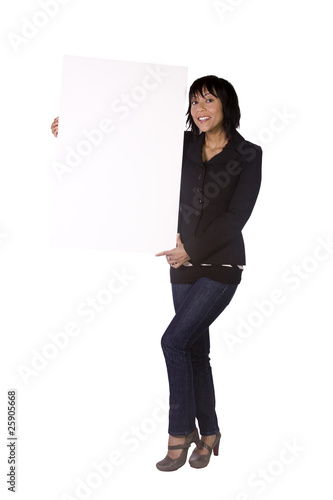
[50,55,188,253]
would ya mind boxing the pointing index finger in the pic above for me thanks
[155,250,168,256]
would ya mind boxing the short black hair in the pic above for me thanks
[186,75,241,138]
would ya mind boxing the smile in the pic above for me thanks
[198,117,210,122]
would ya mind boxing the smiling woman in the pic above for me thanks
[191,90,227,161]
[187,75,240,136]
[155,75,262,471]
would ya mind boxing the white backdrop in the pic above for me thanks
[1,1,332,499]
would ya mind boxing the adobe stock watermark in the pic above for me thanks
[180,141,261,225]
[228,437,306,499]
[247,106,296,147]
[60,395,168,499]
[7,0,72,53]
[180,157,242,224]
[180,104,293,228]
[51,65,169,182]
[212,0,245,21]
[17,267,135,385]
[223,234,333,353]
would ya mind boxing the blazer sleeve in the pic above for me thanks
[183,145,262,264]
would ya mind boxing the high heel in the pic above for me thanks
[156,428,200,472]
[189,431,221,469]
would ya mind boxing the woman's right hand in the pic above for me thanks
[51,116,59,137]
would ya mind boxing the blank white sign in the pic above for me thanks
[50,55,188,253]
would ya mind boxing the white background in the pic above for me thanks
[0,1,332,499]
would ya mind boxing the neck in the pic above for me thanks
[204,129,228,149]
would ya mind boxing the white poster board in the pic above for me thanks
[50,55,188,253]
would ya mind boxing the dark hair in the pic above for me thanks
[186,75,241,138]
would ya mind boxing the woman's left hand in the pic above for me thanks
[51,116,59,137]
[155,233,190,269]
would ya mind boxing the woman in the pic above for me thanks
[50,74,262,471]
[155,75,262,471]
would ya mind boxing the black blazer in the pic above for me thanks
[177,130,262,266]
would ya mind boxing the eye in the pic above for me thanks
[191,100,198,106]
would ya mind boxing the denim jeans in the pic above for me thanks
[161,277,238,437]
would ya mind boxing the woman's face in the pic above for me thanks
[190,87,224,134]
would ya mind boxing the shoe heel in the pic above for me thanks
[213,435,221,456]
[193,429,200,447]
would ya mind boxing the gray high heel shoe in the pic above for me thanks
[189,431,221,469]
[156,428,200,472]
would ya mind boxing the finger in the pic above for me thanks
[155,250,169,256]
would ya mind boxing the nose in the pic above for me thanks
[197,100,206,113]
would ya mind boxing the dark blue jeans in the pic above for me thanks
[161,278,238,437]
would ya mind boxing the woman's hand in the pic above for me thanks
[155,233,190,269]
[51,116,59,137]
